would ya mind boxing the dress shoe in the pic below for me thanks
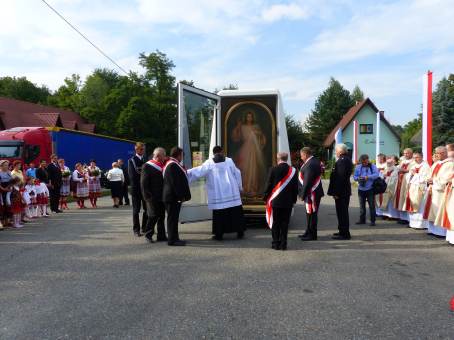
[369,222,376,227]
[212,235,223,241]
[237,232,244,239]
[298,233,308,239]
[333,232,340,236]
[332,234,351,240]
[168,240,186,246]
[56,210,63,213]
[272,243,280,250]
[280,244,287,251]
[156,236,168,242]
[355,221,366,225]
[398,220,409,225]
[145,232,154,243]
[300,235,317,241]
[133,231,142,237]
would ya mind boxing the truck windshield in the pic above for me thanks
[0,145,23,158]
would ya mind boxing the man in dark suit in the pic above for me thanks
[298,147,324,241]
[128,142,148,237]
[327,143,353,240]
[140,147,167,243]
[47,154,63,213]
[264,152,298,250]
[163,147,191,246]
[118,159,130,206]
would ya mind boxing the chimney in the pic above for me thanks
[379,110,384,117]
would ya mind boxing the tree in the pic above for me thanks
[285,115,308,151]
[304,78,354,156]
[47,74,82,111]
[0,76,51,104]
[351,85,365,103]
[397,115,422,151]
[432,74,454,145]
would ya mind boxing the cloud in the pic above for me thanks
[261,3,309,22]
[302,0,454,68]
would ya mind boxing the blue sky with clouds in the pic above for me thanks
[1,0,453,125]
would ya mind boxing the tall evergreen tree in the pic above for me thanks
[432,74,454,145]
[304,77,354,156]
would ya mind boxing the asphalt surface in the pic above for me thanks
[1,185,454,339]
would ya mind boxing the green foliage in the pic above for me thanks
[351,85,365,103]
[433,74,454,145]
[304,77,355,157]
[397,115,422,151]
[0,76,51,104]
[285,114,308,152]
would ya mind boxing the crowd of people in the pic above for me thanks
[328,143,454,245]
[0,154,131,230]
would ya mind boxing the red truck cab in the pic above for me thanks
[0,127,52,167]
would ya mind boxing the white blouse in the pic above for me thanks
[107,168,124,182]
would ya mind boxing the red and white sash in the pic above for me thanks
[265,166,296,229]
[298,159,322,214]
[146,159,163,172]
[163,158,187,177]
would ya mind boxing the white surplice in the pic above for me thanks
[188,157,243,210]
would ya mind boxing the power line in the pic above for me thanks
[40,0,129,75]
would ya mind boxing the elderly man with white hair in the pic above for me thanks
[140,147,168,243]
[327,143,353,240]
[424,146,453,237]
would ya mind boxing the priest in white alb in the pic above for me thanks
[380,156,400,220]
[188,146,245,241]
[405,152,431,229]
[435,144,454,243]
[394,148,415,224]
[424,146,453,237]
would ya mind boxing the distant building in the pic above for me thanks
[0,97,95,132]
[323,98,400,160]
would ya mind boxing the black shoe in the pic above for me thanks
[280,244,287,251]
[272,243,281,250]
[298,233,308,239]
[156,236,168,242]
[237,232,244,239]
[397,219,409,225]
[332,234,351,240]
[333,232,340,236]
[369,222,376,227]
[125,202,130,206]
[168,240,186,246]
[134,231,142,237]
[355,221,366,225]
[300,235,317,241]
[212,235,223,241]
[145,233,154,243]
[119,202,124,206]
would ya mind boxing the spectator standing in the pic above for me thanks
[118,159,130,206]
[353,154,379,226]
[107,162,124,208]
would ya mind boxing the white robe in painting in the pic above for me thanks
[188,157,243,210]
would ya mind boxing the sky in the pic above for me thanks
[1,0,453,126]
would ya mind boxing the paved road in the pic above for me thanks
[1,188,454,339]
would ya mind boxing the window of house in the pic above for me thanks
[359,124,373,134]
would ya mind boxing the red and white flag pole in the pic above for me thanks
[422,71,433,165]
[353,120,358,163]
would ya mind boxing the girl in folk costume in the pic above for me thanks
[25,177,38,218]
[424,146,454,237]
[405,152,431,229]
[20,181,32,222]
[380,156,400,220]
[72,163,89,209]
[375,154,387,217]
[36,178,50,217]
[59,159,71,210]
[87,160,102,208]
[0,160,13,229]
[10,177,25,228]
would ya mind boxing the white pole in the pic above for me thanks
[376,110,381,160]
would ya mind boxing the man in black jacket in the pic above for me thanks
[327,143,353,240]
[128,142,148,237]
[118,158,130,206]
[163,147,191,246]
[264,152,298,250]
[47,154,63,213]
[140,147,167,243]
[298,147,324,241]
